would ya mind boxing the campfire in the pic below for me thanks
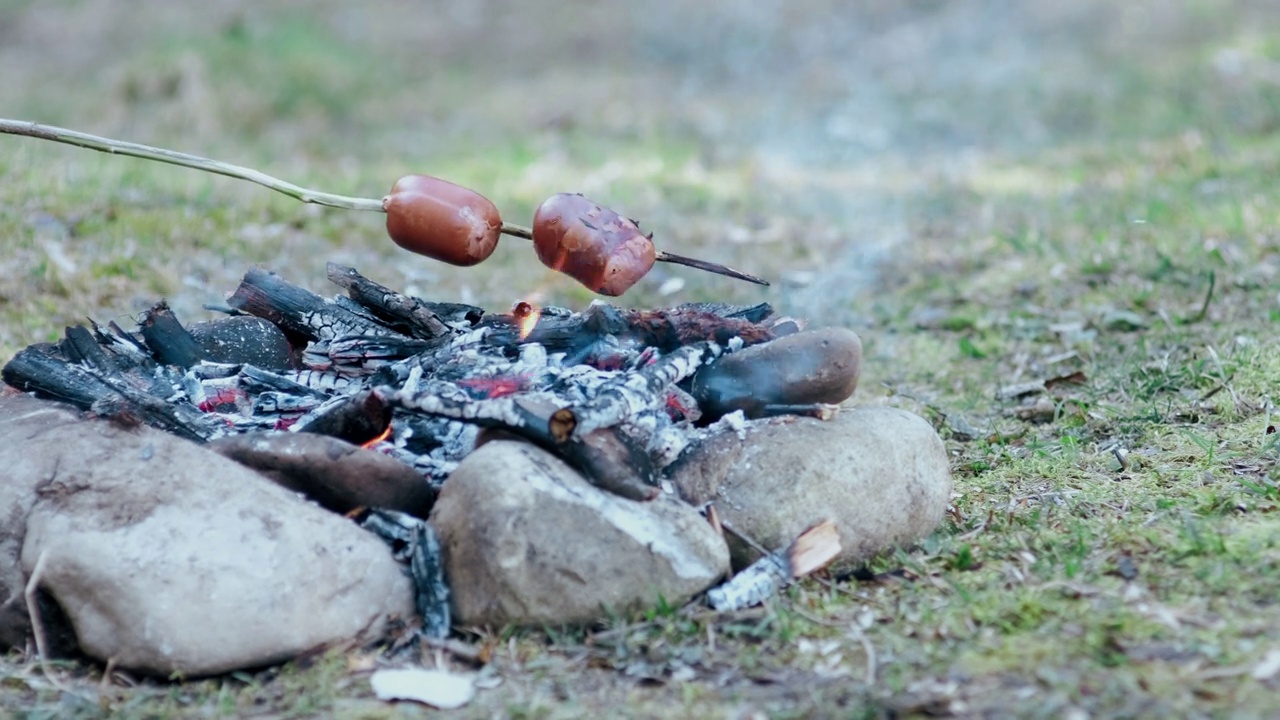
[4,263,859,613]
[5,263,813,488]
[0,122,950,681]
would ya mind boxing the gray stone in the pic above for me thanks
[670,406,952,571]
[0,393,82,649]
[5,394,414,676]
[188,316,294,371]
[690,327,862,421]
[432,440,729,626]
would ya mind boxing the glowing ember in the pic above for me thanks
[513,300,542,340]
[456,374,530,399]
[360,424,393,449]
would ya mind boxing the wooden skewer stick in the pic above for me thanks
[650,249,769,286]
[0,118,385,212]
[0,118,769,286]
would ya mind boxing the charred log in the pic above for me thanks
[361,510,451,638]
[383,387,572,445]
[89,376,221,443]
[59,325,120,375]
[4,343,118,408]
[227,267,395,341]
[308,335,441,375]
[139,301,205,369]
[4,341,221,443]
[295,389,392,446]
[565,341,725,438]
[480,302,776,356]
[210,432,434,517]
[237,364,328,399]
[557,428,659,501]
[706,520,841,611]
[326,263,451,340]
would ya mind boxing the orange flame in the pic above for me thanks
[360,424,393,449]
[513,300,542,341]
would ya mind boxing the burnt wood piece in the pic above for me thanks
[557,428,659,501]
[295,389,392,446]
[90,320,158,373]
[237,365,328,399]
[722,302,775,323]
[210,432,435,517]
[139,301,205,369]
[386,390,661,500]
[382,387,573,444]
[91,375,222,443]
[226,267,397,341]
[3,345,219,442]
[417,301,484,327]
[566,341,726,438]
[620,304,775,350]
[361,510,451,638]
[475,423,658,501]
[4,343,117,408]
[409,521,451,638]
[480,302,776,356]
[365,328,508,388]
[707,520,841,612]
[59,325,120,375]
[326,263,452,340]
[312,335,443,373]
[251,391,323,415]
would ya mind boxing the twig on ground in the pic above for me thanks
[716,516,773,558]
[850,624,878,685]
[99,657,117,694]
[420,635,487,665]
[1190,270,1216,323]
[24,550,74,695]
[1112,445,1129,472]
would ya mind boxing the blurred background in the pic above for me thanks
[2,0,1279,358]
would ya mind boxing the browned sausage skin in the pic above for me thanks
[382,174,502,267]
[532,193,657,296]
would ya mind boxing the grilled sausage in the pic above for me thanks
[382,174,502,266]
[531,193,657,296]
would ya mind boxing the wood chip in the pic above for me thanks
[370,668,476,709]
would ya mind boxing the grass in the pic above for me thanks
[3,1,1280,717]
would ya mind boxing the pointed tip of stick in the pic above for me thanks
[654,250,770,287]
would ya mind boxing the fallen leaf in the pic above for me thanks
[370,668,476,709]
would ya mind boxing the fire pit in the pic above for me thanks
[0,263,951,677]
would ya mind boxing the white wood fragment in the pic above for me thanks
[370,668,476,709]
